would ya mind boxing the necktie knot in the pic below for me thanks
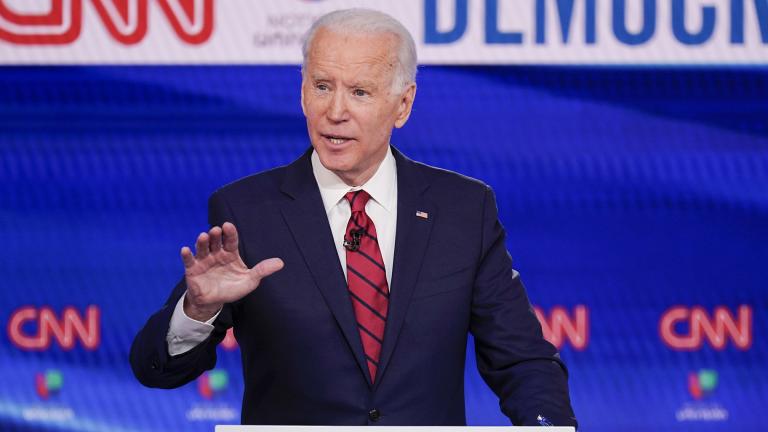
[344,190,371,213]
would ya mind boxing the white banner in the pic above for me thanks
[0,0,766,64]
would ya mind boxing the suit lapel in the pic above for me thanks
[375,148,435,388]
[278,149,371,384]
[278,147,435,388]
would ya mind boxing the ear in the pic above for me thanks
[393,82,417,129]
[300,79,308,117]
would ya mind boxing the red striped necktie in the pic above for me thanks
[343,190,389,383]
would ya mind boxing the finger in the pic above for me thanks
[180,246,195,269]
[208,226,223,253]
[250,258,285,282]
[195,232,210,259]
[222,222,239,253]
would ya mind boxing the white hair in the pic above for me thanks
[301,8,418,92]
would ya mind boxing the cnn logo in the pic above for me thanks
[660,305,752,351]
[0,0,214,45]
[7,305,101,350]
[534,305,589,350]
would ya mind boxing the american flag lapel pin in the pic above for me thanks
[416,210,429,219]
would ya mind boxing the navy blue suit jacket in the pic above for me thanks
[130,147,577,427]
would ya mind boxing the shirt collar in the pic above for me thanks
[311,146,397,215]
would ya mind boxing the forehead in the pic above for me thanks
[306,28,398,82]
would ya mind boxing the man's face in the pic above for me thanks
[301,28,416,186]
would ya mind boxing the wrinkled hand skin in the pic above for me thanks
[180,222,284,321]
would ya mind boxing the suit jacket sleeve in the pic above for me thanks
[129,191,235,389]
[470,186,577,428]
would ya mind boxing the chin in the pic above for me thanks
[317,150,356,173]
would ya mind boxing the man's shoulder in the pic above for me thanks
[210,164,290,206]
[405,157,491,199]
[209,150,495,206]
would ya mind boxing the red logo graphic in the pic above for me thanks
[35,369,64,399]
[534,305,589,350]
[0,0,214,45]
[197,369,228,399]
[688,369,718,400]
[7,305,101,350]
[660,305,752,351]
[220,327,238,351]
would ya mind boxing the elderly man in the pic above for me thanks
[130,8,577,427]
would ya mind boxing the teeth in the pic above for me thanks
[329,137,346,144]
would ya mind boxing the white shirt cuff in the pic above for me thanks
[166,292,221,357]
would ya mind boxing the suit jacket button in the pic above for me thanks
[368,409,381,422]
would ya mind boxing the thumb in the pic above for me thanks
[249,258,285,282]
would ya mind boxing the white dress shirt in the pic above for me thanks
[166,147,398,356]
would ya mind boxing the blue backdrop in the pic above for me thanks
[0,65,766,431]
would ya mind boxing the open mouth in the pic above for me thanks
[322,134,354,145]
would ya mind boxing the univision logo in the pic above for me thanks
[688,369,718,400]
[676,369,728,422]
[35,370,63,400]
[197,369,228,399]
[187,369,237,421]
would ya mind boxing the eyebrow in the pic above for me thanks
[310,74,330,82]
[350,80,378,89]
[309,75,379,90]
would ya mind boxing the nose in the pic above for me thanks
[327,90,350,123]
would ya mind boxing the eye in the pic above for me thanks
[353,88,368,97]
[315,83,329,91]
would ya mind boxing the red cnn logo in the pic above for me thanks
[0,0,214,45]
[534,305,589,350]
[7,305,101,350]
[659,305,752,351]
[220,327,238,351]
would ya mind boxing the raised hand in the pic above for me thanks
[180,222,284,321]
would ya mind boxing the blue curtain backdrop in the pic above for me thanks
[0,65,766,431]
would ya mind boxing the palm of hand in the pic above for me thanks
[185,246,254,305]
[181,222,284,319]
